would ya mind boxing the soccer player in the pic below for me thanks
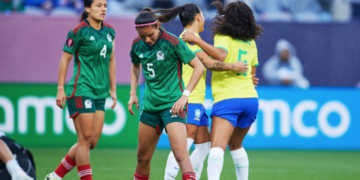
[0,131,35,180]
[155,3,249,180]
[127,7,204,180]
[45,0,117,179]
[181,1,263,180]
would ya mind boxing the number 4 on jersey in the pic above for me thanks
[100,45,107,58]
[237,49,248,76]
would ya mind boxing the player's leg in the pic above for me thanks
[207,116,234,180]
[190,108,210,180]
[207,99,242,180]
[164,104,199,180]
[228,98,258,180]
[134,111,162,180]
[134,122,161,180]
[90,99,107,149]
[164,124,197,180]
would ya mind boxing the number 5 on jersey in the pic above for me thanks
[147,63,155,77]
[237,49,248,76]
[100,45,107,58]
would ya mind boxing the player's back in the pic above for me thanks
[212,34,259,103]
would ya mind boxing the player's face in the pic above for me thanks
[280,50,290,62]
[88,0,107,21]
[198,11,205,32]
[137,24,161,46]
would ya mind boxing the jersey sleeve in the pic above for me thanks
[175,39,196,64]
[214,34,230,53]
[63,30,82,55]
[130,46,140,64]
[186,42,203,54]
[251,41,259,66]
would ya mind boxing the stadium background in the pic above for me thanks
[1,0,360,179]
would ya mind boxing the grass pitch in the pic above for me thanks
[30,148,360,180]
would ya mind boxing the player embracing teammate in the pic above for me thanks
[181,1,263,180]
[154,3,249,180]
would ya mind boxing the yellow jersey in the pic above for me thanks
[212,34,259,103]
[180,30,207,104]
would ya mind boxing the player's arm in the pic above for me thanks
[109,41,117,110]
[182,30,227,61]
[0,140,33,180]
[171,57,204,115]
[196,51,248,73]
[56,51,73,109]
[128,63,141,116]
[251,66,259,87]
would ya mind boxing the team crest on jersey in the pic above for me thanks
[157,51,164,60]
[84,99,92,109]
[66,38,74,47]
[188,42,196,45]
[107,34,112,42]
[194,109,201,120]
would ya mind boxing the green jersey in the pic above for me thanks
[63,19,115,100]
[131,29,196,112]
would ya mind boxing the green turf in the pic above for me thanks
[30,148,360,180]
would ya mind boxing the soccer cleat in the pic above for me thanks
[12,169,34,180]
[44,172,61,180]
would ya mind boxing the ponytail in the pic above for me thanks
[155,3,201,27]
[80,11,88,22]
[80,0,94,22]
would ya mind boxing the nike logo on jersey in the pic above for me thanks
[139,53,144,58]
[90,36,95,40]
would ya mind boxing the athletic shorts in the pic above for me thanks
[0,136,36,180]
[210,98,259,128]
[187,104,209,126]
[140,108,187,134]
[67,96,106,118]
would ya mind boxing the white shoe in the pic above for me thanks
[12,170,34,180]
[44,172,61,180]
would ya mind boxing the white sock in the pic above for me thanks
[207,147,224,180]
[164,138,194,180]
[190,142,210,180]
[230,147,249,180]
[6,159,22,176]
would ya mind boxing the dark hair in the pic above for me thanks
[135,7,158,29]
[155,3,201,27]
[210,1,263,41]
[80,0,94,22]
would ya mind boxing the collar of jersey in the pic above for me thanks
[84,19,104,31]
[143,28,164,49]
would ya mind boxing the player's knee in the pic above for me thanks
[81,134,95,147]
[173,150,187,163]
[137,152,151,165]
[228,142,242,151]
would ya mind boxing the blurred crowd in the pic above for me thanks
[1,0,360,22]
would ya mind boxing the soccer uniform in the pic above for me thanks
[63,19,115,118]
[179,30,208,127]
[131,28,196,133]
[0,132,36,180]
[210,34,259,128]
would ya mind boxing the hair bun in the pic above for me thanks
[142,7,152,12]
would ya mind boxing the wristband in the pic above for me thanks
[182,90,191,97]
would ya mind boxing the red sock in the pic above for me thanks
[77,164,92,180]
[134,172,149,180]
[182,172,196,180]
[54,154,76,178]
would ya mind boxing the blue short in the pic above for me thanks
[187,104,209,126]
[210,98,259,128]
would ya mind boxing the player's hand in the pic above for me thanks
[109,90,117,110]
[234,61,249,74]
[12,169,34,180]
[182,29,198,43]
[171,95,188,116]
[56,87,66,109]
[252,74,259,87]
[128,94,139,116]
